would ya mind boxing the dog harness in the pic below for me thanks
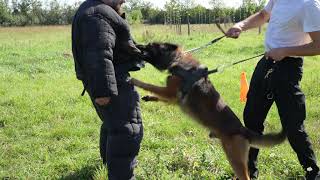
[169,64,209,98]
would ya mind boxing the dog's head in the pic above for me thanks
[137,42,181,71]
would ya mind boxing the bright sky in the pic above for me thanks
[56,0,243,8]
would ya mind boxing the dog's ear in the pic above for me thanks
[164,43,179,51]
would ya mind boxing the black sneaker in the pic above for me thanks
[305,169,320,180]
[249,170,259,180]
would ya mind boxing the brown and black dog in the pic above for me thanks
[131,42,286,180]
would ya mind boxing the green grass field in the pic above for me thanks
[0,25,319,179]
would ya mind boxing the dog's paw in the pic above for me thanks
[142,95,159,102]
[127,77,133,84]
[128,77,139,86]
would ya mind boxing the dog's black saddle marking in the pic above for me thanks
[169,64,208,98]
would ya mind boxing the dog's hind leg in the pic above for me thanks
[221,135,250,180]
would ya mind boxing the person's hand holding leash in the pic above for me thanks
[226,23,243,39]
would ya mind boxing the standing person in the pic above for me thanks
[226,0,320,179]
[72,0,145,179]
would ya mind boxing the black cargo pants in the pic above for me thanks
[244,57,319,177]
[87,74,143,180]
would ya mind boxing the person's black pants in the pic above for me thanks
[87,75,143,180]
[244,57,319,177]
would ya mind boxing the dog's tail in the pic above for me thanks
[245,128,286,148]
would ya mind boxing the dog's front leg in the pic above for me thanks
[130,77,178,102]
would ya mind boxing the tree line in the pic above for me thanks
[0,0,266,26]
[0,0,80,26]
[133,0,267,24]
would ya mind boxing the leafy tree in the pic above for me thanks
[164,0,181,24]
[11,0,20,14]
[0,0,11,25]
[257,0,267,9]
[139,2,152,21]
[0,0,266,26]
[126,9,142,24]
[209,0,224,9]
[180,0,195,9]
[18,0,32,15]
[29,0,44,24]
[180,0,195,34]
[44,0,62,25]
[124,0,144,11]
[145,8,165,24]
[61,4,76,24]
[124,0,150,24]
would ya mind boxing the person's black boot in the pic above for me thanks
[248,158,259,180]
[249,169,259,180]
[305,167,320,180]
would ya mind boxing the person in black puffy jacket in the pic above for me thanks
[72,0,144,179]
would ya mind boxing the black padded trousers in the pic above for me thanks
[87,75,143,180]
[243,57,319,178]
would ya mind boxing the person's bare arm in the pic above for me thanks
[285,31,320,56]
[266,31,320,61]
[226,10,270,38]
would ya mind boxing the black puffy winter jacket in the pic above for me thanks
[72,0,143,98]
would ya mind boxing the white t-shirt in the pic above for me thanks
[264,0,320,51]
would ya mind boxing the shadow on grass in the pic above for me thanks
[0,120,4,128]
[59,164,103,180]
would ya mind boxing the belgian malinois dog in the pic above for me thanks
[131,42,286,180]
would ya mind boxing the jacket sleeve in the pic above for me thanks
[79,14,118,98]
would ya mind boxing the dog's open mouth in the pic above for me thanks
[136,44,152,60]
[135,42,183,71]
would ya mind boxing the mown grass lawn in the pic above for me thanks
[0,25,319,179]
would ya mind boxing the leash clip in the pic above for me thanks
[267,92,274,100]
[264,68,274,79]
